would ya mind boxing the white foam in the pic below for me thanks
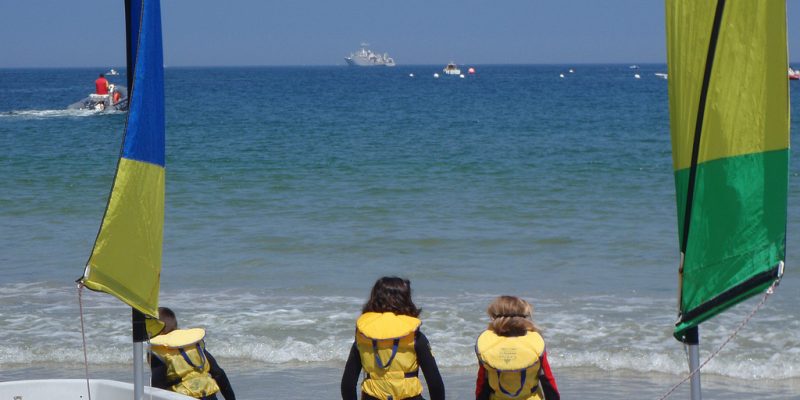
[2,283,798,380]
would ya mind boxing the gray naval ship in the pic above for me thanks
[345,43,396,67]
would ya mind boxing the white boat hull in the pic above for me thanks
[344,57,395,67]
[0,379,194,400]
[344,45,395,67]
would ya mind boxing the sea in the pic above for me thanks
[1,65,799,399]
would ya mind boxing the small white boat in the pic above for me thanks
[443,62,461,75]
[107,68,120,76]
[655,72,668,80]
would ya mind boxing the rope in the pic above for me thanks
[656,279,780,400]
[78,283,93,400]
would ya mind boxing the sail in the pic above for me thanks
[80,0,165,318]
[666,0,789,340]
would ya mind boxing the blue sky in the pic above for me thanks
[2,1,800,68]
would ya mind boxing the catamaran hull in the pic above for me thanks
[0,379,194,400]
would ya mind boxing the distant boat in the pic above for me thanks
[654,72,668,80]
[106,68,120,76]
[345,43,395,67]
[443,62,461,75]
[629,64,640,69]
[788,67,799,80]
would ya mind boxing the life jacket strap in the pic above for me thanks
[496,369,527,398]
[361,394,424,400]
[178,343,207,371]
[365,370,419,380]
[372,338,400,369]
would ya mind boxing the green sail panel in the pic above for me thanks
[666,0,789,339]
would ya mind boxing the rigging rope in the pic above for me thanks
[656,278,780,400]
[78,283,93,400]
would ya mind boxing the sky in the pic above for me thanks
[2,1,800,68]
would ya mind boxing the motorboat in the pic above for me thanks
[106,68,120,76]
[345,43,396,67]
[789,67,800,80]
[443,62,461,75]
[68,85,128,111]
[655,72,668,80]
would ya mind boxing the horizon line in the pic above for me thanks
[0,61,681,70]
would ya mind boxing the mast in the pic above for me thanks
[124,3,146,399]
[678,1,726,397]
[685,327,701,400]
[125,0,134,92]
[133,309,146,400]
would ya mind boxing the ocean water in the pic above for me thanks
[1,65,799,399]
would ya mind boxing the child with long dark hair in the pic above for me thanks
[341,277,445,400]
[475,296,559,400]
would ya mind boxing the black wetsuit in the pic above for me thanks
[341,331,445,400]
[150,349,235,400]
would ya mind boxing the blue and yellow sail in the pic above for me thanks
[666,1,789,340]
[80,0,165,319]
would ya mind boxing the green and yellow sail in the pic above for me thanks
[80,0,165,320]
[666,0,789,340]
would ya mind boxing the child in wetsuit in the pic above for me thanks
[475,296,559,400]
[341,276,445,400]
[149,307,236,400]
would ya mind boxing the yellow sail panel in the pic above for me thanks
[83,158,164,317]
[668,0,789,171]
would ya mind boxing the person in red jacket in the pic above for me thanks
[95,74,109,95]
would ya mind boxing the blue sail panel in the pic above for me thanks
[123,0,164,167]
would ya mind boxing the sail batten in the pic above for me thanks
[80,0,165,319]
[667,0,789,339]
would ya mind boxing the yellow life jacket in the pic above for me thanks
[355,312,423,400]
[475,330,546,400]
[150,328,221,399]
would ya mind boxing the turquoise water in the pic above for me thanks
[1,66,799,398]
